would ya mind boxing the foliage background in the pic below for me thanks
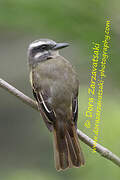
[0,0,120,179]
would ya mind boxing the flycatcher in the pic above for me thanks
[27,39,85,171]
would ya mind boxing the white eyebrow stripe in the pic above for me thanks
[29,41,45,49]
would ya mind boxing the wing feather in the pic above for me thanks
[72,95,78,128]
[32,84,56,131]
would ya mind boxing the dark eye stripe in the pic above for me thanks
[41,45,48,49]
[35,44,49,51]
[31,44,47,55]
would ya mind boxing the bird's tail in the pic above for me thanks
[53,118,85,171]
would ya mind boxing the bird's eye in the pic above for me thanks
[32,44,49,55]
[40,44,48,51]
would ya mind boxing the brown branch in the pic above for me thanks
[0,78,120,167]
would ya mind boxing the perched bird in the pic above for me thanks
[27,39,85,171]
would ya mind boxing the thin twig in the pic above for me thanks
[77,129,120,167]
[0,78,120,167]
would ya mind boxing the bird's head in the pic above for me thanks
[28,39,69,66]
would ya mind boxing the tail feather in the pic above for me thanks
[53,121,69,170]
[53,120,85,171]
[65,127,80,167]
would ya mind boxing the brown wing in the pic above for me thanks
[32,86,56,132]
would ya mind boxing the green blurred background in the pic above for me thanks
[0,0,120,179]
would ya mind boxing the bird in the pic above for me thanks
[27,39,85,171]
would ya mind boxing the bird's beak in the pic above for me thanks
[53,43,69,50]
